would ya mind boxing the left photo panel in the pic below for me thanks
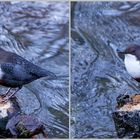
[0,1,69,138]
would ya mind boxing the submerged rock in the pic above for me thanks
[113,94,140,138]
[0,96,20,138]
[0,95,47,138]
[6,114,47,138]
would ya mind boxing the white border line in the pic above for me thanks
[70,0,140,1]
[0,0,68,1]
[0,0,69,2]
[69,0,71,139]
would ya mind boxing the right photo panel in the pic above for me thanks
[71,2,140,138]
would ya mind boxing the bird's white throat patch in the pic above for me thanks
[124,54,140,78]
[0,67,4,79]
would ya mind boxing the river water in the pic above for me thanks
[71,2,140,138]
[0,1,69,138]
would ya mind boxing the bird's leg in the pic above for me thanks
[1,87,21,102]
[1,88,12,98]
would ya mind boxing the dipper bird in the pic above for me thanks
[0,48,56,102]
[117,44,140,82]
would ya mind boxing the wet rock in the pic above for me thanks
[116,94,131,108]
[0,95,47,138]
[6,114,47,138]
[0,96,20,138]
[0,96,20,130]
[113,94,140,138]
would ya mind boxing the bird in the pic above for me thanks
[117,44,140,83]
[0,47,56,102]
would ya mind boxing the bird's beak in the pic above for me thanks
[117,48,125,60]
[116,48,125,54]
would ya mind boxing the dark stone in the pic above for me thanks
[113,94,140,138]
[6,114,47,138]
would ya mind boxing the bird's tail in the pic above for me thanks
[31,66,57,80]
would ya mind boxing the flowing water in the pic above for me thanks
[71,2,140,138]
[0,1,69,138]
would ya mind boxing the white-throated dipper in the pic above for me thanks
[117,44,140,82]
[0,48,56,102]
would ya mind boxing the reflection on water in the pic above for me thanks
[0,1,69,138]
[71,2,140,138]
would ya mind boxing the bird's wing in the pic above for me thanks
[8,53,39,76]
[1,63,31,81]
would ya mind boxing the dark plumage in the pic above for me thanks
[117,44,140,83]
[0,48,56,101]
[122,44,140,60]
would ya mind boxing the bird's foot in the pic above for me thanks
[0,95,15,103]
[0,97,9,103]
[0,87,21,103]
[1,94,8,98]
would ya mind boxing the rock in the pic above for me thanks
[6,114,47,138]
[0,95,47,138]
[0,96,20,138]
[0,96,20,130]
[113,94,140,138]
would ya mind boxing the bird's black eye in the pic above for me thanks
[131,50,135,54]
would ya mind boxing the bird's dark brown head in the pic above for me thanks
[117,44,140,60]
[123,45,140,55]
